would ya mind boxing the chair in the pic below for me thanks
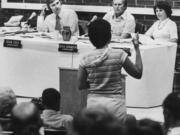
[135,22,148,34]
[44,127,67,135]
[78,20,89,36]
[0,116,12,131]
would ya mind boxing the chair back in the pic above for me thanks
[78,20,89,36]
[135,22,148,34]
[44,128,67,135]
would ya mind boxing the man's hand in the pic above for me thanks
[40,5,48,16]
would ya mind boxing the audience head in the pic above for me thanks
[153,1,172,20]
[88,18,111,49]
[11,102,42,135]
[0,87,17,117]
[162,92,180,128]
[127,118,163,135]
[46,0,62,14]
[137,119,164,135]
[113,0,127,16]
[72,106,124,135]
[42,88,61,111]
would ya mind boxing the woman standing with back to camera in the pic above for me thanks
[145,1,178,43]
[78,18,143,122]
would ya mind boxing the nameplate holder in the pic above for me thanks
[112,47,131,56]
[58,43,78,53]
[3,39,22,48]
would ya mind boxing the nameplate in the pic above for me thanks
[3,39,22,48]
[58,43,78,53]
[112,47,131,56]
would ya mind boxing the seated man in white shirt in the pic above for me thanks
[103,0,135,39]
[37,0,79,36]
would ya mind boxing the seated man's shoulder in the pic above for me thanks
[125,11,135,21]
[45,13,54,20]
[61,8,77,16]
[103,10,114,20]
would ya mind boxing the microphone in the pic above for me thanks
[26,12,37,26]
[28,12,37,21]
[87,15,98,26]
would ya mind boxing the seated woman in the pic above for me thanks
[78,18,143,122]
[145,1,178,43]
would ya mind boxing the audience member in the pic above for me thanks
[137,118,164,135]
[31,97,44,113]
[103,0,135,39]
[71,106,124,135]
[0,87,17,131]
[11,102,42,135]
[145,1,177,43]
[37,0,79,36]
[41,88,73,130]
[78,18,142,121]
[123,114,137,135]
[162,92,180,135]
[126,118,164,135]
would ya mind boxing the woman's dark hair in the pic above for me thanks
[153,1,172,18]
[88,18,111,49]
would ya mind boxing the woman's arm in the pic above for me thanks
[77,66,90,90]
[169,21,178,43]
[123,33,143,79]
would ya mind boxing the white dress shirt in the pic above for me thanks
[103,10,135,36]
[37,8,79,36]
[145,18,178,42]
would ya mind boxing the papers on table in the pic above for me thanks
[4,15,23,27]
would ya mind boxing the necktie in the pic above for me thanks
[55,15,61,33]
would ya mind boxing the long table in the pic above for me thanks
[0,34,177,108]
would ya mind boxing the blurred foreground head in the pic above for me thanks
[72,106,124,135]
[11,102,42,135]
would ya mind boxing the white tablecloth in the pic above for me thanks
[0,34,177,107]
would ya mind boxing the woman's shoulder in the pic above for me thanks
[167,18,177,25]
[109,48,128,58]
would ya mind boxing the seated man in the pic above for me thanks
[103,0,135,39]
[41,88,73,130]
[37,0,79,36]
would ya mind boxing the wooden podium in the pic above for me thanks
[59,67,87,116]
[59,67,126,115]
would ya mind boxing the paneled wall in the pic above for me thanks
[4,0,180,8]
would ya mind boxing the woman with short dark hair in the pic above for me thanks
[78,18,143,121]
[145,1,178,43]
